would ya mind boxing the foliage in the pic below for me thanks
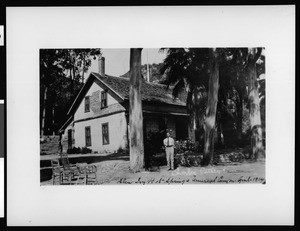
[175,154,203,167]
[146,137,202,168]
[227,152,245,162]
[81,147,93,154]
[173,138,202,167]
[116,147,129,155]
[213,151,246,164]
[67,146,92,154]
[40,49,101,135]
[160,48,265,151]
[160,48,210,127]
[121,63,166,83]
[174,139,199,154]
[67,147,81,154]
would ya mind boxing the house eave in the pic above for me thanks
[58,115,74,133]
[67,72,125,116]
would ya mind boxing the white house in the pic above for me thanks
[60,57,195,154]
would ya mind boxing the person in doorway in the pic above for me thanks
[163,131,175,170]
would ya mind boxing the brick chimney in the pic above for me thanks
[98,56,105,76]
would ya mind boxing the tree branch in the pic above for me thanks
[253,48,262,63]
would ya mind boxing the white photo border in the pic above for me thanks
[7,6,295,225]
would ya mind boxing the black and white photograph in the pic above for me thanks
[40,47,266,185]
[0,102,3,218]
[7,6,294,225]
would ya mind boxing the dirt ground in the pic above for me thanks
[41,159,265,185]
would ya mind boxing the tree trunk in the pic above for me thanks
[52,105,55,136]
[72,66,75,93]
[203,48,219,166]
[247,48,264,160]
[82,61,85,83]
[81,54,86,83]
[41,86,48,138]
[236,89,244,145]
[129,48,144,172]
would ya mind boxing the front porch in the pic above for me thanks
[143,113,194,141]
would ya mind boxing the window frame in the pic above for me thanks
[101,90,107,109]
[102,123,109,145]
[85,126,92,147]
[84,96,90,112]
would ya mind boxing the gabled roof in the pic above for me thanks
[93,73,187,106]
[67,72,187,116]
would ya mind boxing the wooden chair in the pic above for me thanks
[51,159,62,185]
[59,153,79,184]
[59,153,98,185]
[76,163,88,185]
[85,164,98,185]
[76,163,97,185]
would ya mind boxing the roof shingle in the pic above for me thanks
[92,72,186,106]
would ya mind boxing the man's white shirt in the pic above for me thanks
[163,137,174,147]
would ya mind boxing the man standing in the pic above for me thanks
[163,131,175,170]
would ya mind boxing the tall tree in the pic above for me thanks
[160,48,209,136]
[246,47,265,160]
[217,48,265,148]
[161,48,222,164]
[41,86,48,138]
[218,48,248,145]
[40,49,64,137]
[202,48,220,165]
[129,48,144,172]
[60,49,101,85]
[160,47,265,162]
[40,48,101,137]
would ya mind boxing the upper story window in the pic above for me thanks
[101,91,107,109]
[84,96,90,112]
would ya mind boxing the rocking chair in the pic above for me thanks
[76,163,98,185]
[50,159,62,185]
[59,153,79,184]
[85,164,98,185]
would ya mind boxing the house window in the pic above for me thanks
[102,123,109,145]
[84,96,90,112]
[101,91,107,108]
[85,126,91,147]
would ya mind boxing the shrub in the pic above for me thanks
[147,137,203,168]
[67,146,92,154]
[174,153,203,167]
[173,139,203,167]
[81,147,92,154]
[228,152,245,162]
[116,147,129,155]
[174,139,198,154]
[67,147,81,154]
